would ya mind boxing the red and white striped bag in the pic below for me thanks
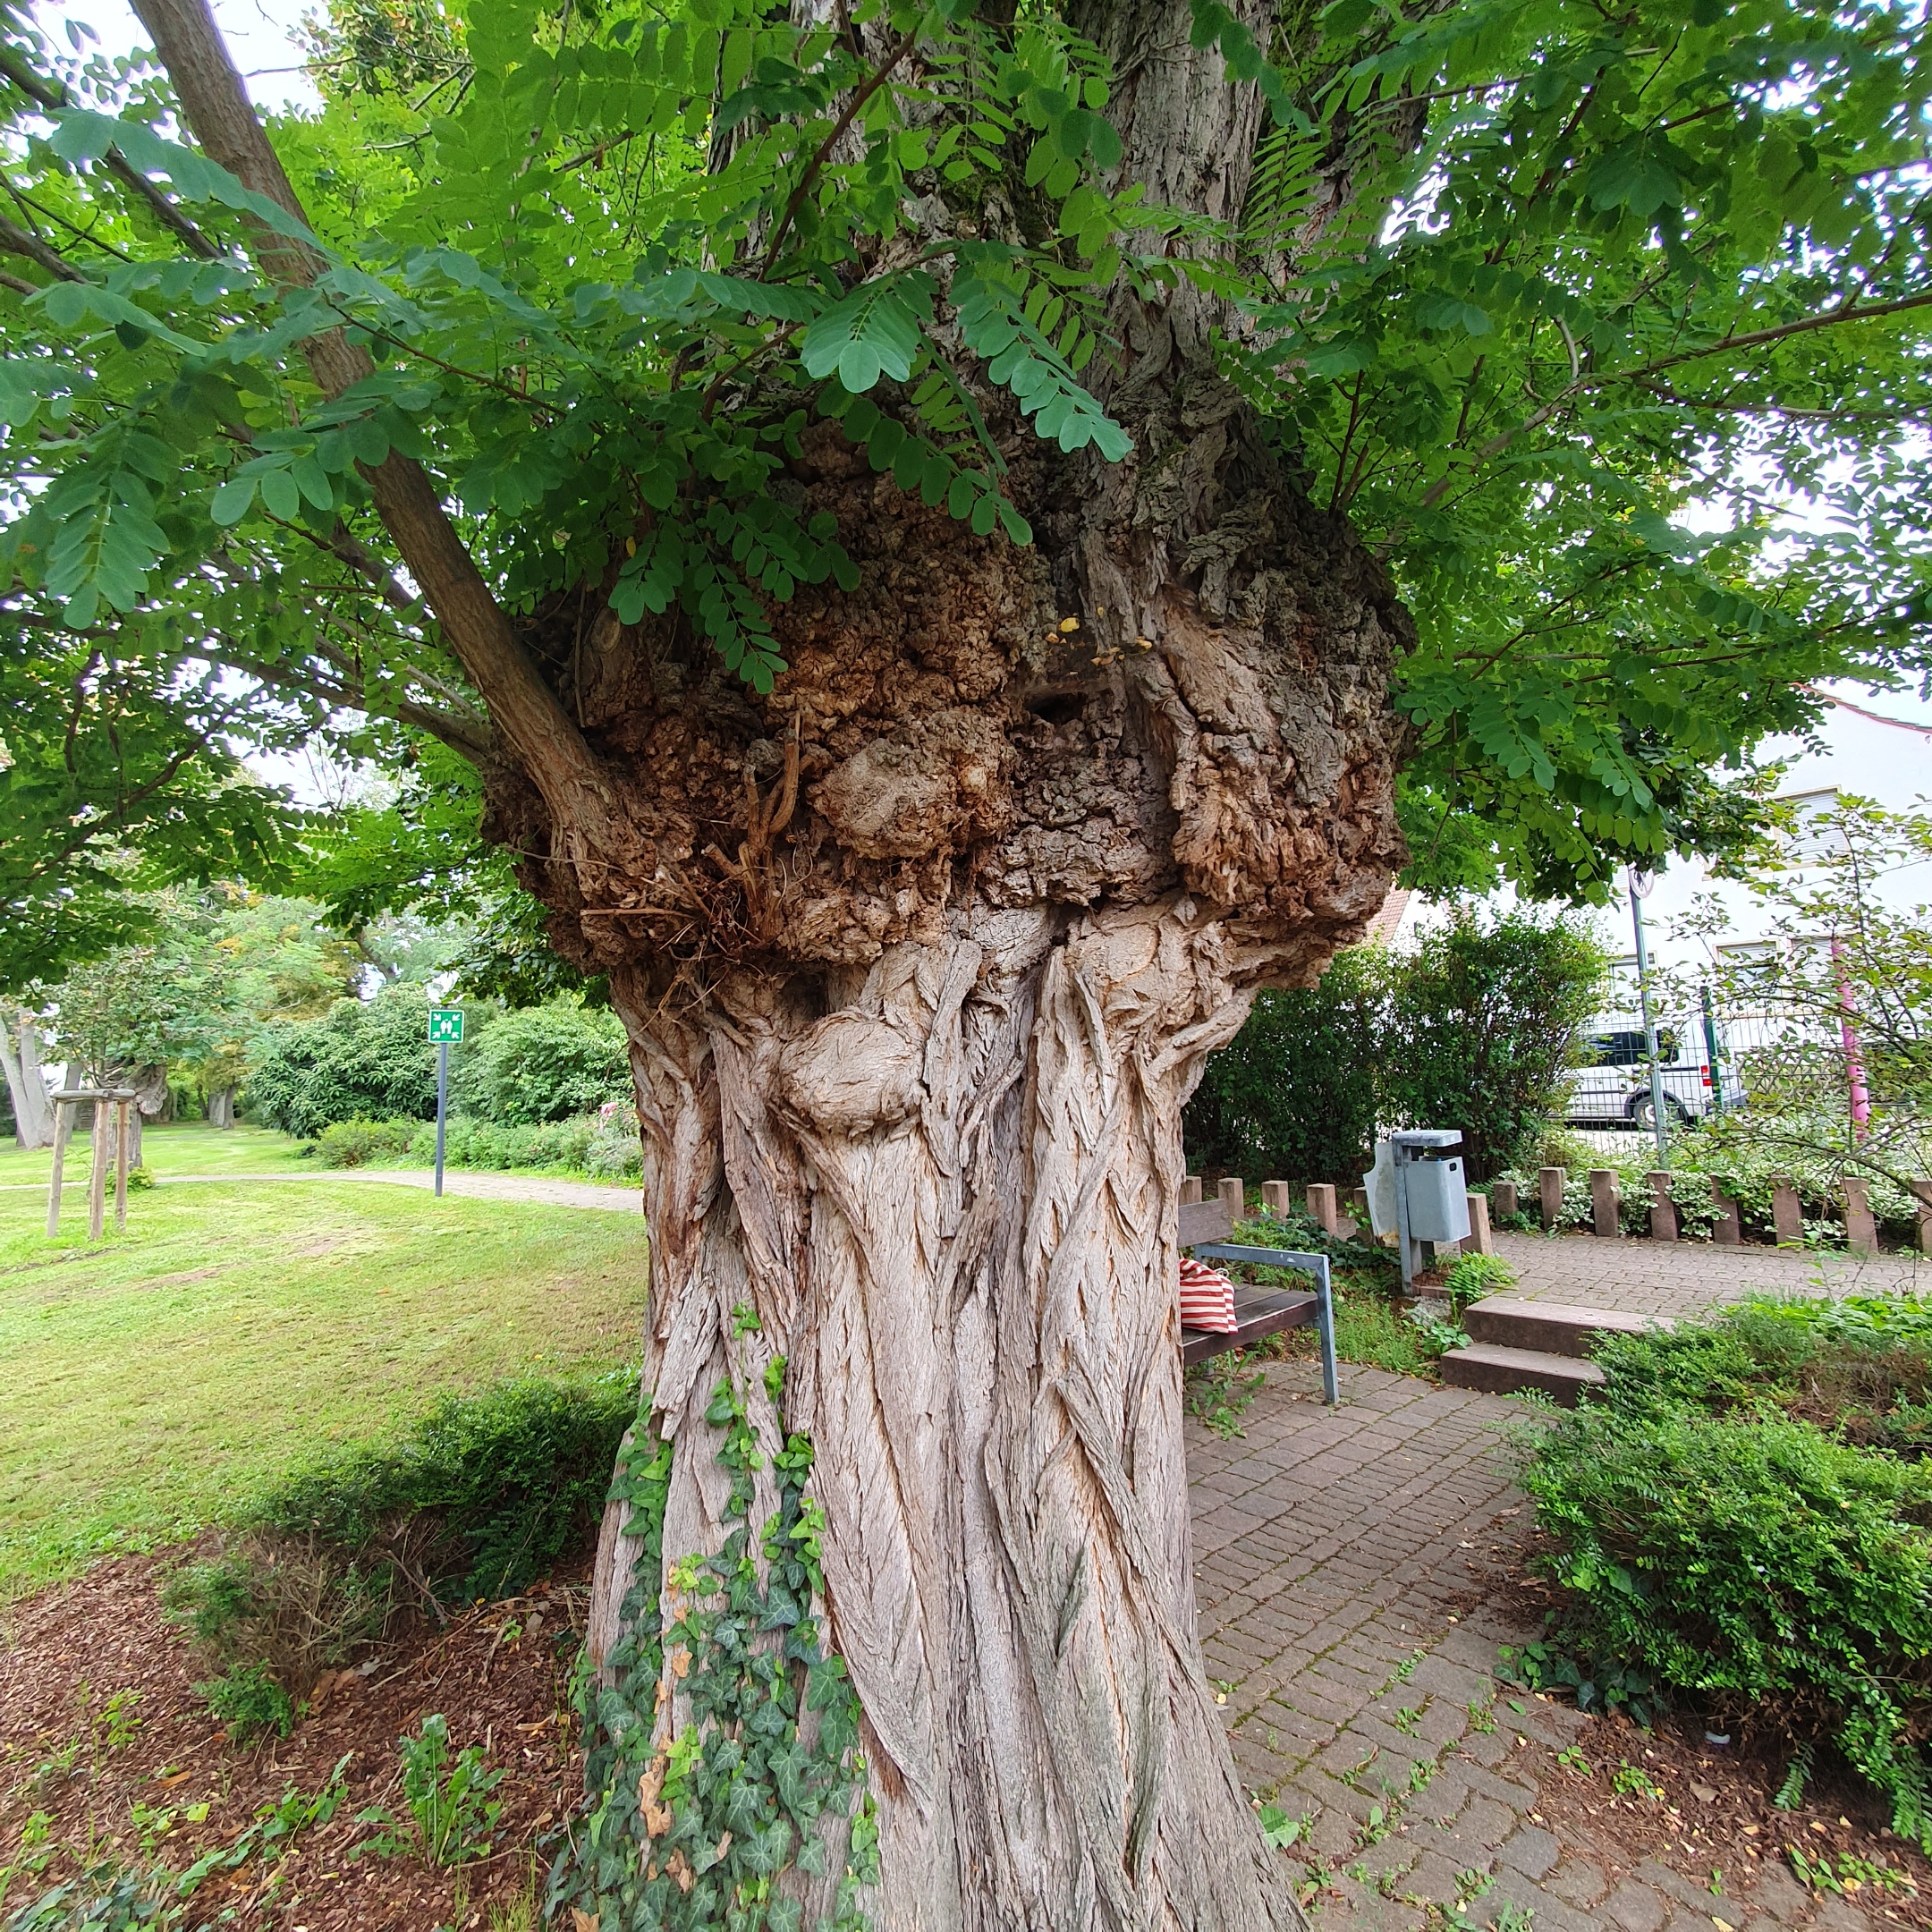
[1179,1256,1238,1334]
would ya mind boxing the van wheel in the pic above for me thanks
[1626,1092,1689,1127]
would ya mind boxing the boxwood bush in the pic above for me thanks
[1522,1296,1932,1843]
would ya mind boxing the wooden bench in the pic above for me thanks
[1178,1198,1339,1406]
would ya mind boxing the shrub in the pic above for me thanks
[1441,1252,1516,1312]
[453,1000,630,1126]
[1521,1298,1932,1846]
[162,1537,391,1699]
[243,990,438,1138]
[252,1371,636,1602]
[586,1100,643,1181]
[1380,909,1605,1181]
[1186,953,1385,1190]
[1186,908,1604,1187]
[195,1661,296,1744]
[314,1116,418,1167]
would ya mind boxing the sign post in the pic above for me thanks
[427,1009,464,1197]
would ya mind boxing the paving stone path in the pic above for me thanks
[1191,1360,1903,1932]
[1492,1231,1928,1322]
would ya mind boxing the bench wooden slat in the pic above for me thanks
[1177,1199,1233,1249]
[1181,1286,1318,1366]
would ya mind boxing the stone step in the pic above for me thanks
[1462,1295,1667,1360]
[1440,1343,1606,1407]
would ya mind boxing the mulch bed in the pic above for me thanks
[1486,1551,1932,1928]
[0,1551,591,1929]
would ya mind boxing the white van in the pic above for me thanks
[1563,1013,1747,1126]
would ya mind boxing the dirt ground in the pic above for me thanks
[0,1553,590,1930]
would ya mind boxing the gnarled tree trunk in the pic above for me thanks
[521,7,1413,1923]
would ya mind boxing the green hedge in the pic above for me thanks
[1522,1296,1932,1843]
[1186,907,1603,1184]
[244,988,439,1139]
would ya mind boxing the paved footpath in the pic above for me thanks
[1491,1231,1929,1322]
[163,1168,644,1212]
[1191,1360,1900,1932]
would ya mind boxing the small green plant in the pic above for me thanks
[1406,1303,1470,1361]
[1774,1745,1813,1810]
[1392,1707,1422,1736]
[1493,1902,1536,1932]
[1788,1843,1919,1897]
[1611,1760,1664,1801]
[1555,1745,1590,1777]
[196,1661,294,1744]
[1466,1697,1496,1734]
[357,1714,504,1867]
[1256,1803,1309,1850]
[1185,1354,1267,1439]
[1393,1648,1425,1684]
[127,1798,209,1857]
[1496,1629,1658,1724]
[1441,1253,1518,1313]
[1,1864,182,1931]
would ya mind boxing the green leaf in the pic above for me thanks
[799,284,926,393]
[210,478,256,526]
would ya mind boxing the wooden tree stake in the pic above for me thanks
[114,1098,131,1232]
[46,1097,72,1238]
[89,1097,110,1241]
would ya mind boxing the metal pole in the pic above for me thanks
[1392,1146,1417,1297]
[1831,936,1870,1141]
[435,1040,448,1198]
[1699,983,1724,1118]
[1315,1254,1339,1408]
[1631,881,1669,1169]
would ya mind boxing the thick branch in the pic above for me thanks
[126,0,620,836]
[0,215,82,281]
[0,41,218,258]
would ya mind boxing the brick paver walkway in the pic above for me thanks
[1191,1361,1890,1932]
[1491,1232,1929,1322]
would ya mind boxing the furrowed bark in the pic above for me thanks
[127,0,619,852]
[593,905,1323,1928]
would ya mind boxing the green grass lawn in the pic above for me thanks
[0,1120,309,1188]
[0,1170,648,1598]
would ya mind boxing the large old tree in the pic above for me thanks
[2,0,1928,1919]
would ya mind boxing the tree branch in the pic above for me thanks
[0,40,219,258]
[1416,288,1932,510]
[0,215,82,281]
[127,0,621,843]
[757,30,918,281]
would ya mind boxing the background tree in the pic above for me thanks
[0,998,55,1146]
[245,982,439,1137]
[0,0,1925,1919]
[453,999,631,1125]
[1379,910,1606,1179]
[1185,910,1604,1186]
[1668,794,1932,1194]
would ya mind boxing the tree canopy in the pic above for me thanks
[0,0,1925,984]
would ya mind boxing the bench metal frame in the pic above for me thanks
[1189,1241,1339,1409]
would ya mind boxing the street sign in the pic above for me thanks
[428,1009,464,1044]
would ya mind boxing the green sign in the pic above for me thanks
[428,1009,464,1044]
